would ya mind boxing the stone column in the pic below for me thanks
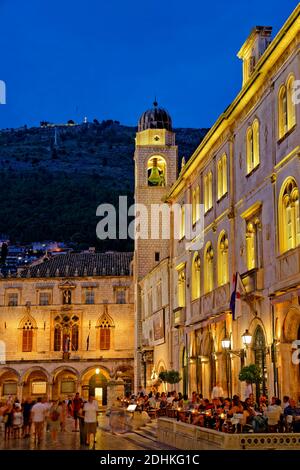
[107,376,125,409]
[48,382,53,400]
[17,382,23,402]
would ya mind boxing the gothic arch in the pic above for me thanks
[18,314,38,353]
[18,314,37,329]
[282,306,300,342]
[97,310,115,328]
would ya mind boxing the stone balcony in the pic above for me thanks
[173,307,186,327]
[275,245,300,290]
[190,298,201,324]
[214,282,230,312]
[200,282,230,320]
[241,268,264,294]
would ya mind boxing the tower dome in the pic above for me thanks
[138,100,172,132]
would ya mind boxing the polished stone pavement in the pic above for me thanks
[0,414,172,451]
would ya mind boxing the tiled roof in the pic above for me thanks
[19,252,133,278]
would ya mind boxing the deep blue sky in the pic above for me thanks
[0,0,298,129]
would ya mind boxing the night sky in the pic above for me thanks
[0,0,298,129]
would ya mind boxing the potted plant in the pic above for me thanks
[238,364,262,396]
[159,370,182,386]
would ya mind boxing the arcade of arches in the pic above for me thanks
[180,310,300,401]
[0,364,134,405]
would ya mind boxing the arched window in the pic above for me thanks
[192,189,196,225]
[180,204,185,239]
[278,85,288,138]
[98,310,114,351]
[53,313,80,352]
[252,119,260,169]
[195,185,200,221]
[204,172,213,212]
[218,232,229,286]
[253,325,267,401]
[278,76,296,139]
[279,178,300,253]
[287,75,296,130]
[191,252,201,300]
[246,120,259,174]
[204,242,214,293]
[217,154,228,199]
[147,156,166,186]
[177,268,186,307]
[22,319,34,352]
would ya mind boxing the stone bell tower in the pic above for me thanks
[133,101,178,390]
[134,101,178,280]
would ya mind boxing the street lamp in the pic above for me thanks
[241,329,252,346]
[221,329,252,367]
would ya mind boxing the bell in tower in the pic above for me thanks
[148,157,165,186]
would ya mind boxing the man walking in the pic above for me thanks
[31,397,46,445]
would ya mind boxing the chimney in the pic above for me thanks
[238,26,272,86]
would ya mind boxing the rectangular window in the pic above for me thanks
[85,289,95,304]
[155,252,160,262]
[100,328,110,350]
[3,383,17,396]
[39,292,51,305]
[31,381,47,395]
[22,329,33,352]
[8,293,18,306]
[116,289,126,304]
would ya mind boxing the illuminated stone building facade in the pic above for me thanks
[0,252,134,403]
[135,5,300,400]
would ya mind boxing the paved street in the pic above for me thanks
[0,414,173,451]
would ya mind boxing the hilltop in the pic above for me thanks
[0,121,208,249]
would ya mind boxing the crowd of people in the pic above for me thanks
[0,393,99,447]
[121,386,300,434]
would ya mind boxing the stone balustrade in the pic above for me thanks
[157,418,300,450]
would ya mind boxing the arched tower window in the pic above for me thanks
[147,156,166,186]
[218,231,229,286]
[279,178,300,253]
[191,252,201,300]
[204,242,214,293]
